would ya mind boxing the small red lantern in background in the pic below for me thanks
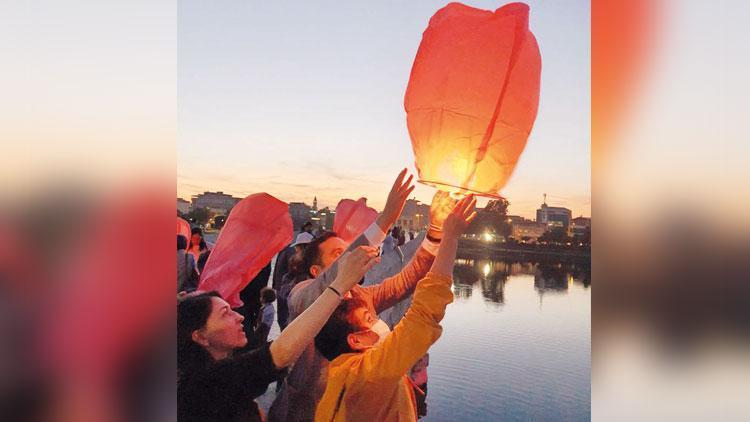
[405,2,542,198]
[177,216,191,242]
[333,198,378,245]
[198,193,292,308]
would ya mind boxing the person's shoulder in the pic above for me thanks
[220,342,276,371]
[330,352,363,371]
[288,278,314,300]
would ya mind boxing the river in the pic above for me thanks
[424,258,590,421]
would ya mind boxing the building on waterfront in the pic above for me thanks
[570,216,591,237]
[289,201,313,231]
[508,215,527,225]
[191,191,242,214]
[397,198,430,232]
[318,206,335,231]
[536,194,572,234]
[508,215,548,242]
[289,197,335,231]
[177,198,191,215]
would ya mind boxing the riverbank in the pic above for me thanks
[457,238,591,264]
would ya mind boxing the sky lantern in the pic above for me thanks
[198,193,292,308]
[333,198,378,245]
[177,216,191,242]
[405,2,542,198]
[592,0,655,166]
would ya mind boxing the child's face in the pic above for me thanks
[346,307,380,351]
[351,307,376,330]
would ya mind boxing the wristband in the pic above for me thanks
[327,285,343,299]
[426,233,442,243]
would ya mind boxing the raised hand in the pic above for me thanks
[330,246,381,292]
[376,168,415,232]
[427,190,457,239]
[442,194,477,240]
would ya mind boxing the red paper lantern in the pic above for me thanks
[198,193,293,308]
[333,198,378,245]
[177,217,191,242]
[405,2,542,198]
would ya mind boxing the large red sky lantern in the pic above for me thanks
[405,2,542,198]
[198,193,293,308]
[333,198,378,245]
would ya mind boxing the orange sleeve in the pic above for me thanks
[367,246,435,314]
[360,272,453,383]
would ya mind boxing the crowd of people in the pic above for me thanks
[176,170,477,421]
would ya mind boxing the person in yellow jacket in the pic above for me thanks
[314,194,477,421]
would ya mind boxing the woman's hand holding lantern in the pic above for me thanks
[426,190,457,241]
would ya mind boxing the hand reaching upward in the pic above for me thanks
[375,168,415,232]
[429,194,477,278]
[442,194,477,241]
[330,246,381,292]
[426,190,457,239]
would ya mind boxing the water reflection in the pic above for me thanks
[452,258,590,306]
[426,256,591,421]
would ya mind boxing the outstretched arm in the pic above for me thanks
[361,195,477,381]
[367,190,458,313]
[427,194,475,278]
[368,244,436,314]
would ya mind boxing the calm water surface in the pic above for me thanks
[423,258,591,422]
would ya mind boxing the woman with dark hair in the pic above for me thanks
[177,245,380,422]
[188,227,209,266]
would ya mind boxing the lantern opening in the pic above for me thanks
[418,178,504,199]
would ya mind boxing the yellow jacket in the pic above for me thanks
[315,272,453,422]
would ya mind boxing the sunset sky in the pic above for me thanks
[178,0,590,219]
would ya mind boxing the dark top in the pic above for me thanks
[239,263,272,328]
[178,343,284,422]
[272,245,294,290]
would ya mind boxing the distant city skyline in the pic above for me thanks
[180,189,589,221]
[178,1,590,220]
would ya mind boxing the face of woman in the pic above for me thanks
[191,233,202,247]
[194,297,247,355]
